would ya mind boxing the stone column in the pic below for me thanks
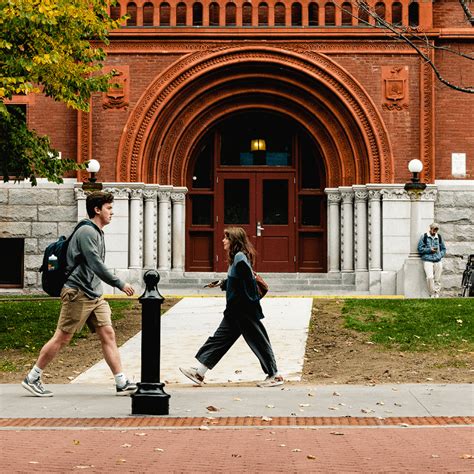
[326,189,341,273]
[353,186,369,291]
[74,187,87,223]
[158,188,172,272]
[128,188,143,269]
[368,188,382,294]
[143,189,158,269]
[171,190,187,272]
[340,187,354,272]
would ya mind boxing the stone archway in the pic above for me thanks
[116,46,394,186]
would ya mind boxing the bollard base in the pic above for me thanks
[131,382,170,415]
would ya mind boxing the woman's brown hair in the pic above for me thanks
[224,227,256,266]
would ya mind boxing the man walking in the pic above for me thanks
[418,222,447,298]
[22,191,137,397]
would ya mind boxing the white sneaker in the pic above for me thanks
[179,367,204,385]
[257,374,284,388]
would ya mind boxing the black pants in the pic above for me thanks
[195,314,278,377]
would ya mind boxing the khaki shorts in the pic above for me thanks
[57,287,112,334]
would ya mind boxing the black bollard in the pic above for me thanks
[131,270,170,415]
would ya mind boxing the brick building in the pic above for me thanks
[1,0,473,295]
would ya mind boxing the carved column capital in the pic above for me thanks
[327,193,342,204]
[368,190,382,201]
[354,191,369,202]
[158,191,171,202]
[341,191,354,203]
[129,188,143,200]
[143,190,158,201]
[170,192,186,203]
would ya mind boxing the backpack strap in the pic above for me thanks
[64,220,99,280]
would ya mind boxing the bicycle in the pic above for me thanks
[460,254,474,297]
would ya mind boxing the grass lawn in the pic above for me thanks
[0,298,135,354]
[342,298,474,351]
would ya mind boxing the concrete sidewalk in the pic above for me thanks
[1,383,473,420]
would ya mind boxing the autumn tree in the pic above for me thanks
[0,0,124,185]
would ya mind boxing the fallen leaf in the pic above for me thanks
[74,465,94,469]
[307,455,317,460]
[431,454,440,458]
[328,406,339,411]
[135,432,147,436]
[29,461,39,464]
[307,393,315,397]
[116,459,127,464]
[206,405,220,412]
[121,443,132,448]
[376,401,385,406]
[231,454,242,458]
[154,448,164,452]
[199,425,210,430]
[261,416,273,422]
[233,397,241,401]
[299,403,310,407]
[399,423,410,427]
[292,448,302,452]
[330,431,344,436]
[361,409,374,414]
[67,376,74,380]
[266,404,275,408]
[73,440,80,445]
[332,391,341,397]
[394,403,402,407]
[279,444,286,447]
[460,454,473,459]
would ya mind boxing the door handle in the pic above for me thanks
[256,221,265,237]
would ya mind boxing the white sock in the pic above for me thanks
[114,372,127,387]
[28,365,43,382]
[196,362,209,377]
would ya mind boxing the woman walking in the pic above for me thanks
[179,227,283,387]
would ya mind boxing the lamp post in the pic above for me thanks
[402,159,429,297]
[82,159,102,191]
[404,159,426,257]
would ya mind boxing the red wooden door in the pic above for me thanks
[215,171,296,272]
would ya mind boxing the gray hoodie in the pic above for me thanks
[65,219,125,299]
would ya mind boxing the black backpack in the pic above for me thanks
[40,220,95,297]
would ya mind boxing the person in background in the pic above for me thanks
[179,227,283,387]
[418,222,447,298]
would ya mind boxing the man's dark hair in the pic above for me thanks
[86,191,114,218]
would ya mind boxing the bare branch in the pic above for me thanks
[458,0,474,25]
[338,1,474,93]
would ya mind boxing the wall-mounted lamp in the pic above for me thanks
[250,138,266,152]
[404,159,426,192]
[83,159,103,191]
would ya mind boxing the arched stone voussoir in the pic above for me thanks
[117,45,393,184]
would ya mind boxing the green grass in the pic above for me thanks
[342,298,474,351]
[0,299,135,353]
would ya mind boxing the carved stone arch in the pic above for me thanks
[116,46,393,185]
[151,88,350,187]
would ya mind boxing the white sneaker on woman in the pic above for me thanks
[257,374,284,388]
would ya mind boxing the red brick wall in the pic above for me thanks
[433,0,473,28]
[434,42,474,179]
[91,54,183,182]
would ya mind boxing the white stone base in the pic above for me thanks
[401,258,429,298]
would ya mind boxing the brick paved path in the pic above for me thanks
[3,425,473,472]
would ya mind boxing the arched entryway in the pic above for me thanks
[187,110,327,272]
[116,46,394,273]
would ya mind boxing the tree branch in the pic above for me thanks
[340,1,474,93]
[458,0,474,25]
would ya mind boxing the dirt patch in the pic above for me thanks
[302,299,474,384]
[1,298,473,385]
[0,299,178,384]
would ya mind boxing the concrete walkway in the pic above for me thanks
[1,383,473,420]
[72,297,313,385]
